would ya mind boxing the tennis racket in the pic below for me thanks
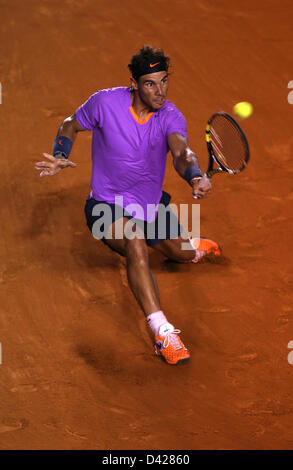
[193,111,250,198]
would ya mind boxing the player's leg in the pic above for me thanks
[104,216,161,316]
[103,217,190,363]
[153,235,221,263]
[138,204,191,364]
[85,196,161,316]
[85,196,190,364]
[153,235,195,262]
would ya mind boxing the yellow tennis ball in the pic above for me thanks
[233,101,253,119]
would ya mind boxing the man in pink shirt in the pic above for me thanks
[35,46,220,365]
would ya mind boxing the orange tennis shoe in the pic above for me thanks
[190,237,221,263]
[155,325,190,365]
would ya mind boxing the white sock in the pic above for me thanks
[146,311,174,336]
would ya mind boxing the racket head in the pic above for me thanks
[205,112,250,176]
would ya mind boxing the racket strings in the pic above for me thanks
[210,115,248,172]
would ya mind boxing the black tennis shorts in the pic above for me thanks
[84,191,183,247]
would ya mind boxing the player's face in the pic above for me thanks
[136,72,169,110]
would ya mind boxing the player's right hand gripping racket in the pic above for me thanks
[193,111,250,198]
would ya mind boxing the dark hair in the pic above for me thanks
[128,45,170,81]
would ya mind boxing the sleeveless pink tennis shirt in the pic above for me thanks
[75,87,188,222]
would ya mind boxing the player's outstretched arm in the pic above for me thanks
[168,132,211,199]
[35,114,86,178]
[56,113,86,142]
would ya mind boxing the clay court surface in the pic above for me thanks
[0,0,293,450]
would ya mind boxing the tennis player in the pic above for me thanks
[35,46,221,365]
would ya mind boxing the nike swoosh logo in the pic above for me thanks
[150,62,160,68]
[58,139,63,145]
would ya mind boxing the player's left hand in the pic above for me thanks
[35,152,77,177]
[191,174,212,199]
